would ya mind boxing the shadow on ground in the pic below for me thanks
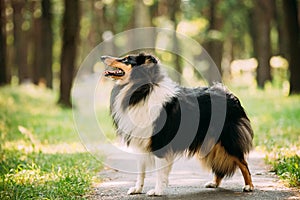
[90,151,300,200]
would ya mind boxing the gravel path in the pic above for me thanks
[90,150,300,200]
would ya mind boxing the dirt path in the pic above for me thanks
[90,150,300,200]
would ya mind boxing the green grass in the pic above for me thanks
[0,85,102,199]
[0,84,299,200]
[95,108,115,141]
[231,86,300,187]
[273,155,300,187]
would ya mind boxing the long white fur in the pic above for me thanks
[127,153,175,196]
[112,75,179,195]
[112,76,179,153]
[146,156,174,196]
[127,154,151,194]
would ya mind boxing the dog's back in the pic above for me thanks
[102,53,254,195]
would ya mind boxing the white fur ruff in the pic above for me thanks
[111,77,179,153]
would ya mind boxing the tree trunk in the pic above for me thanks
[101,1,117,55]
[168,0,182,84]
[32,2,43,86]
[275,0,289,58]
[58,0,80,107]
[134,0,153,43]
[32,0,53,88]
[134,0,151,28]
[283,0,300,94]
[41,0,53,88]
[205,0,223,85]
[251,0,273,88]
[87,0,99,48]
[0,0,8,85]
[94,0,107,44]
[11,0,31,84]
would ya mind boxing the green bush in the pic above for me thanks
[273,155,300,187]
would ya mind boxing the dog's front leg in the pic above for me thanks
[127,154,149,195]
[146,156,173,196]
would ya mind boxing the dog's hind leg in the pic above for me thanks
[236,158,254,192]
[200,143,237,189]
[146,156,174,196]
[205,173,224,188]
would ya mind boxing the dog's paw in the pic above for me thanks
[205,182,218,188]
[243,184,254,192]
[146,189,163,196]
[127,186,142,195]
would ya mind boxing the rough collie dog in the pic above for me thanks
[101,53,254,196]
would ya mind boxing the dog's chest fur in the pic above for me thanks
[111,77,178,152]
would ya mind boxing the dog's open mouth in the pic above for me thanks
[104,67,125,77]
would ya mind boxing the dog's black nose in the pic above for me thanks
[101,56,108,62]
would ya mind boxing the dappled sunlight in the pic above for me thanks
[0,86,101,199]
[1,0,299,198]
[268,146,300,160]
[1,152,96,199]
[231,58,258,74]
[228,56,291,94]
[229,58,257,87]
[4,163,59,186]
[3,140,86,155]
[270,56,289,69]
[1,147,100,199]
[177,18,208,37]
[41,143,86,154]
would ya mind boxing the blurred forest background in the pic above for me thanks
[0,0,300,106]
[0,0,300,198]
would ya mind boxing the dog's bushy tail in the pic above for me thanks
[232,117,254,155]
[209,84,254,157]
[222,101,254,158]
[201,116,253,178]
[200,86,254,177]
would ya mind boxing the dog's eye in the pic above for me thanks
[123,57,137,66]
[122,58,129,64]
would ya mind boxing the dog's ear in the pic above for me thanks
[145,54,158,64]
[136,53,146,66]
[136,53,158,66]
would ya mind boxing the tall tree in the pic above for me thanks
[58,0,80,107]
[32,0,53,88]
[205,0,224,84]
[283,0,300,94]
[275,0,289,58]
[131,0,156,53]
[41,0,53,88]
[134,0,151,27]
[11,0,31,84]
[0,0,8,85]
[32,1,43,86]
[87,0,102,49]
[251,0,273,88]
[168,0,182,83]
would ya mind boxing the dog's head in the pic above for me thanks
[101,53,158,83]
